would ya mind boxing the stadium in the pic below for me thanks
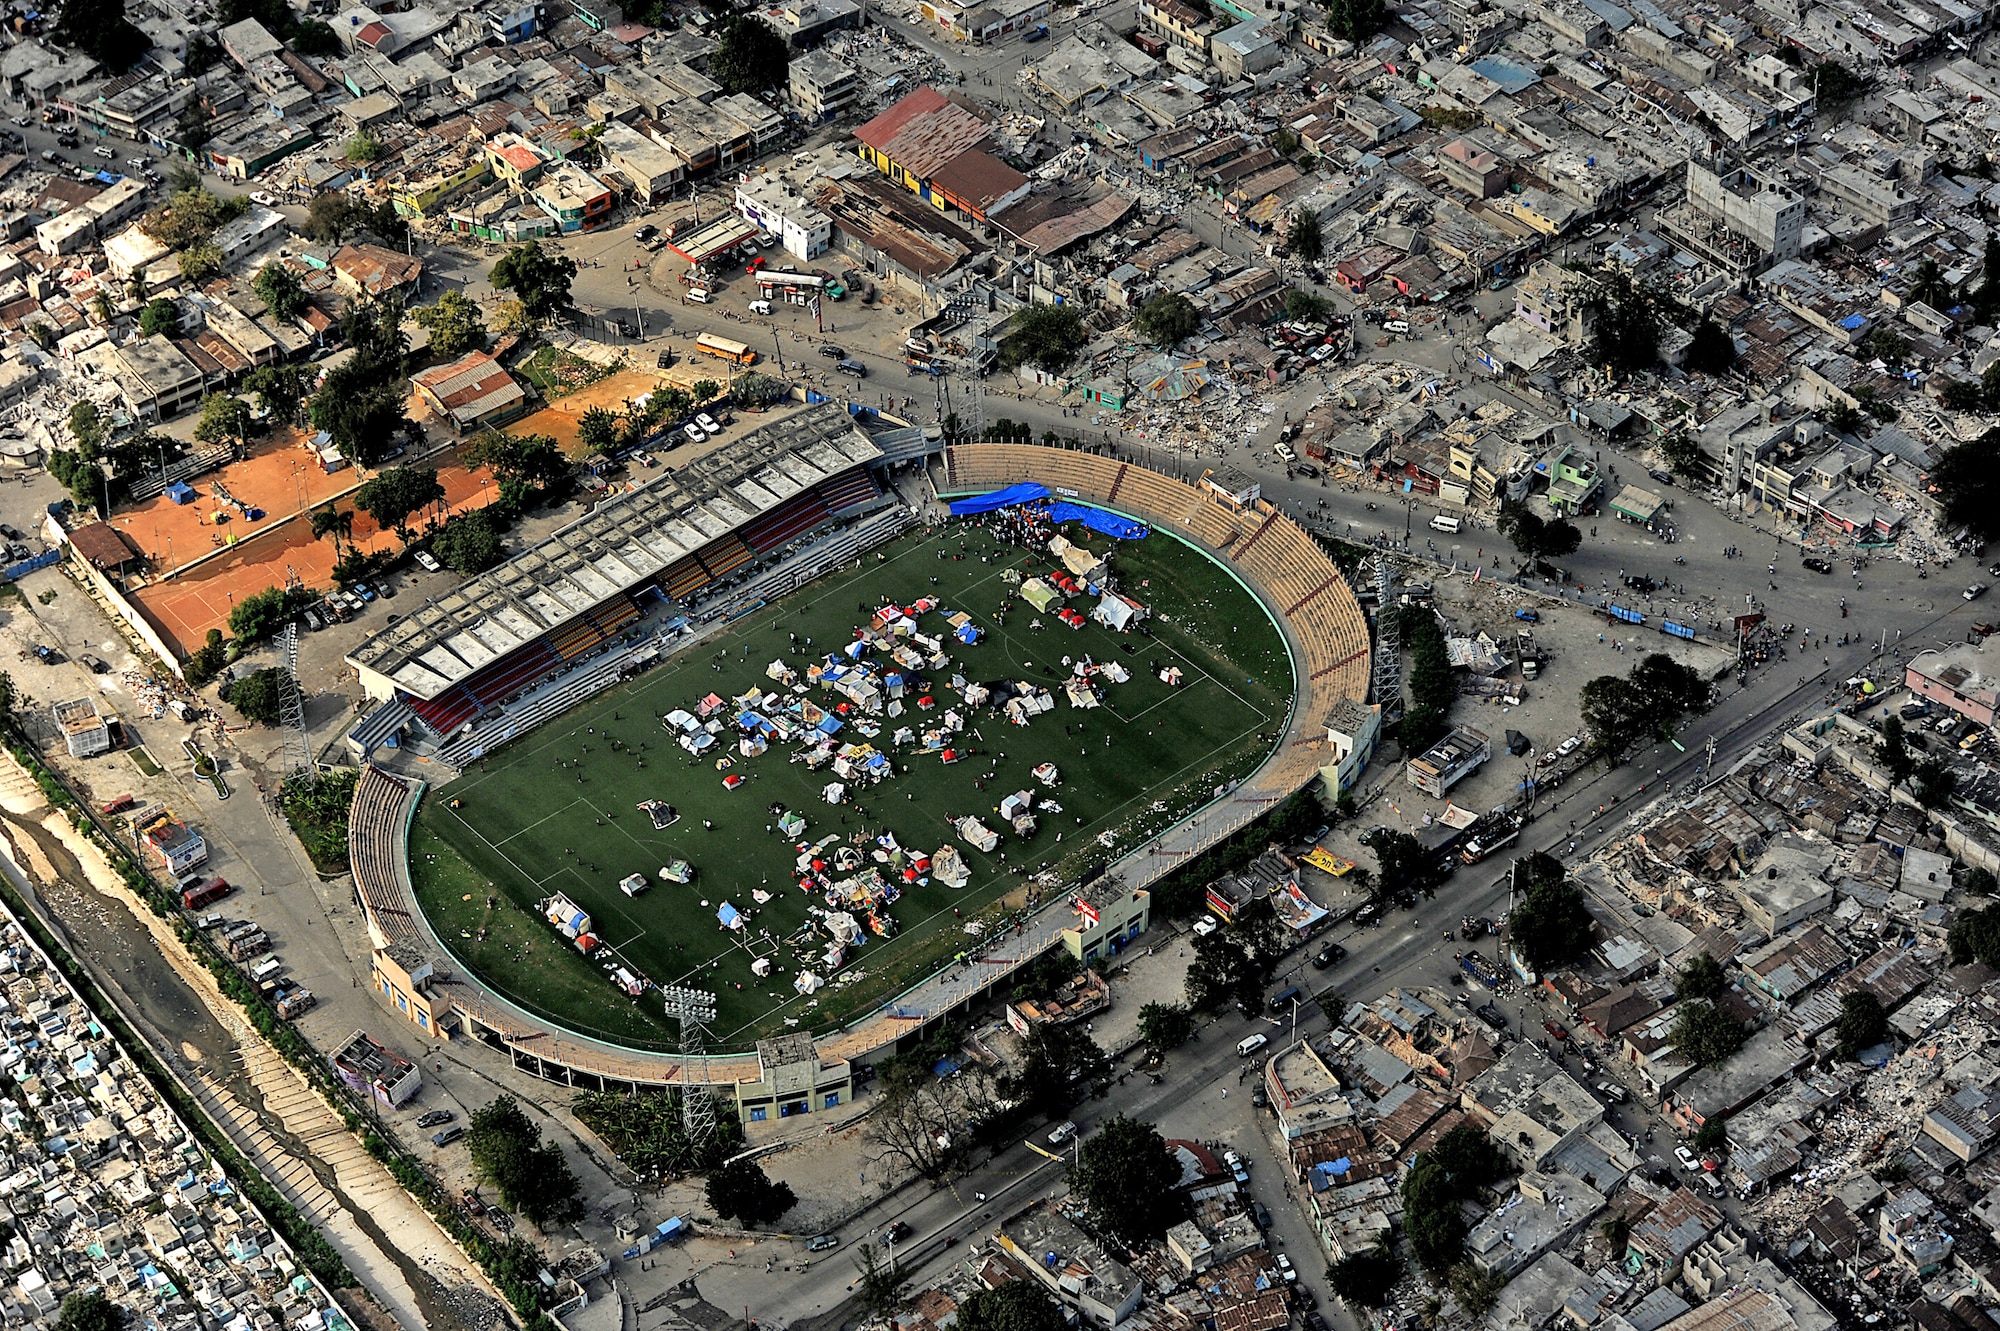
[345,405,1371,1102]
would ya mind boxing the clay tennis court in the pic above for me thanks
[132,453,499,658]
[110,430,361,576]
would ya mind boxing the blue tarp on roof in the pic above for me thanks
[949,482,1050,515]
[1049,502,1149,539]
[1840,313,1869,330]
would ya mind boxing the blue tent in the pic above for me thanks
[949,482,1050,516]
[717,902,743,929]
[1049,501,1148,540]
[955,624,980,644]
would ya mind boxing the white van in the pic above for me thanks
[249,958,284,984]
[685,288,712,304]
[1429,514,1462,534]
[1237,1033,1269,1057]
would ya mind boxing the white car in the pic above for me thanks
[748,299,773,315]
[1047,1120,1077,1145]
[249,190,277,206]
[1556,735,1582,756]
[413,550,442,573]
[91,146,113,159]
[695,412,722,437]
[682,424,705,444]
[1675,1146,1700,1171]
[1274,1254,1296,1283]
[1192,916,1218,937]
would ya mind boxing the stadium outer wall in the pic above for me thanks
[345,445,1373,1094]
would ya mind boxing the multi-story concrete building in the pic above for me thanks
[1658,161,1805,274]
[790,49,860,121]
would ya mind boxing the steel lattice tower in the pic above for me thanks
[660,985,718,1153]
[277,616,314,788]
[1372,555,1404,724]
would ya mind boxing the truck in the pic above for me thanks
[181,876,232,910]
[275,988,317,1019]
[1460,950,1502,988]
[226,929,271,962]
[1458,809,1524,864]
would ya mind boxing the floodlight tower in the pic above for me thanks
[660,985,719,1151]
[277,581,313,789]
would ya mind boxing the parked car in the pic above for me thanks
[1543,1020,1570,1042]
[1047,1120,1077,1145]
[1556,735,1583,756]
[634,224,659,243]
[806,1235,840,1251]
[432,1126,466,1147]
[1675,1146,1700,1171]
[1251,1202,1272,1230]
[1647,468,1675,486]
[1475,1004,1507,1031]
[1595,1081,1627,1103]
[80,654,109,674]
[248,189,277,205]
[1191,916,1218,937]
[1968,583,1990,602]
[0,524,21,541]
[91,146,114,159]
[416,1109,454,1128]
[818,344,847,359]
[683,424,705,444]
[695,412,722,437]
[414,550,442,572]
[880,1222,912,1247]
[352,582,375,601]
[836,359,868,378]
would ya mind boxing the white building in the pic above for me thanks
[52,697,110,758]
[734,176,832,263]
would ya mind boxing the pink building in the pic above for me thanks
[1905,642,1999,726]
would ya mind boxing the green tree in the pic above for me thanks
[1007,1021,1107,1121]
[430,510,505,574]
[1136,1001,1196,1050]
[1682,316,1737,375]
[1602,1214,1630,1254]
[1008,303,1088,373]
[193,392,252,447]
[413,289,488,357]
[178,241,224,284]
[228,585,312,641]
[68,401,108,456]
[1185,897,1287,1011]
[0,671,15,721]
[1284,289,1334,322]
[1327,1246,1402,1308]
[1674,951,1725,1002]
[1069,1114,1187,1243]
[292,17,341,53]
[1915,754,1958,809]
[1909,255,1954,310]
[341,292,410,376]
[253,261,308,320]
[1692,1118,1727,1155]
[1974,230,2000,322]
[852,1242,913,1320]
[1932,428,2000,543]
[226,666,288,724]
[344,130,384,163]
[1966,867,1998,897]
[54,1290,125,1331]
[1396,602,1454,752]
[183,628,229,687]
[139,298,179,337]
[305,192,366,244]
[577,406,621,456]
[356,465,446,544]
[310,504,354,557]
[53,0,148,70]
[1658,430,1704,476]
[1943,378,1986,412]
[1135,292,1200,348]
[25,322,56,352]
[490,242,578,326]
[955,1280,1065,1331]
[1370,828,1446,901]
[1834,992,1889,1060]
[1952,904,2000,966]
[1876,714,1916,783]
[730,372,787,408]
[465,1094,585,1228]
[310,366,408,466]
[247,363,307,428]
[1320,0,1384,41]
[1399,1127,1511,1276]
[710,14,792,93]
[704,1157,796,1226]
[1449,1264,1504,1317]
[690,378,721,404]
[1508,854,1595,973]
[1287,210,1324,262]
[460,432,571,500]
[1671,1000,1746,1067]
[1496,499,1582,565]
[1584,273,1661,375]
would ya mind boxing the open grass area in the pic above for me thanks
[409,521,1292,1050]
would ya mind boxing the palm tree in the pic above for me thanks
[1910,256,1955,311]
[310,505,353,557]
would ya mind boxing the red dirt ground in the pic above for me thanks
[110,430,362,574]
[131,451,499,659]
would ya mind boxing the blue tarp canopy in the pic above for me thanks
[949,483,1050,515]
[717,902,743,929]
[1049,502,1148,539]
[955,624,980,644]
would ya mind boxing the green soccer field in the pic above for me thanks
[409,521,1293,1050]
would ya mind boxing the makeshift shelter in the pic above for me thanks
[794,971,823,994]
[955,817,1000,852]
[948,482,1050,516]
[660,860,694,884]
[619,873,649,897]
[932,844,970,888]
[1093,594,1148,631]
[717,902,744,930]
[1021,578,1063,612]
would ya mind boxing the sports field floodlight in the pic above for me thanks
[660,986,719,1150]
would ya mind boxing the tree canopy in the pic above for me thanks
[1584,273,1662,376]
[193,392,252,447]
[1579,653,1711,764]
[1006,1021,1107,1121]
[710,14,791,93]
[1370,828,1447,902]
[704,1157,796,1226]
[1327,1246,1402,1308]
[226,667,288,725]
[1287,210,1324,262]
[1675,952,1725,1002]
[466,1094,584,1227]
[430,510,505,575]
[1507,854,1594,973]
[1671,1000,1747,1067]
[55,0,150,71]
[1135,292,1201,347]
[55,1291,125,1331]
[1496,499,1582,566]
[1952,903,2000,968]
[1008,303,1088,373]
[490,242,578,325]
[1681,316,1737,376]
[956,1280,1066,1331]
[413,290,489,358]
[228,585,314,642]
[1136,1001,1196,1050]
[1834,992,1889,1061]
[1185,896,1288,1011]
[355,465,445,543]
[253,262,308,321]
[1069,1114,1187,1243]
[1319,0,1384,41]
[1932,428,2000,544]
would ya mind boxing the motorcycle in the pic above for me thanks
[1365,502,1377,511]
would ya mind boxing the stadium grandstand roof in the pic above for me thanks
[346,405,883,700]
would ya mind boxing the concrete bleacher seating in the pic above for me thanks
[699,535,755,580]
[740,492,832,554]
[408,687,480,736]
[663,556,711,600]
[816,467,880,515]
[349,767,427,948]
